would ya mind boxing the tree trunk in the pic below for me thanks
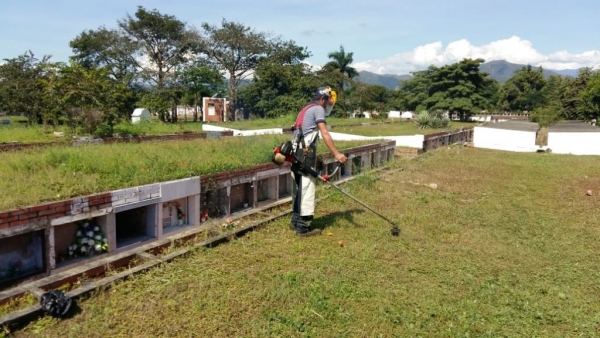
[171,100,178,123]
[229,74,236,121]
[193,95,198,122]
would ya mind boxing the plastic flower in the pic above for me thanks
[95,235,102,240]
[87,231,94,237]
[95,244,102,251]
[94,226,100,231]
[80,246,87,253]
[76,231,82,237]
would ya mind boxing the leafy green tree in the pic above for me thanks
[345,83,390,114]
[200,19,283,120]
[579,70,600,121]
[238,41,314,118]
[396,69,432,112]
[0,51,51,124]
[69,27,139,85]
[399,58,497,120]
[119,6,202,122]
[178,59,225,121]
[137,92,171,119]
[42,62,131,135]
[498,65,546,112]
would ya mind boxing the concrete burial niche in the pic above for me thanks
[278,174,291,199]
[201,186,229,220]
[159,177,200,236]
[0,231,45,288]
[230,182,253,213]
[52,218,110,268]
[352,156,362,175]
[115,205,157,249]
[162,198,190,235]
[257,177,277,205]
[53,222,79,266]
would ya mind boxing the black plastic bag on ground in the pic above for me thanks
[40,290,74,318]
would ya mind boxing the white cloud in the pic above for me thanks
[354,36,600,75]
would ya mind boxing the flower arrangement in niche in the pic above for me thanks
[67,220,108,258]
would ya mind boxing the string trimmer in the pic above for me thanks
[302,163,401,237]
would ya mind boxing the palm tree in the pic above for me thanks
[325,45,359,94]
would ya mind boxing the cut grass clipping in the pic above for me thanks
[6,147,600,337]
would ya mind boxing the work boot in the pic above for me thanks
[296,228,322,237]
[290,214,314,230]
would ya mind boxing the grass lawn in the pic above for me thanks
[1,116,470,144]
[0,121,205,144]
[7,147,600,337]
[331,121,475,136]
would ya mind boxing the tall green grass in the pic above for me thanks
[0,136,375,210]
[0,124,71,143]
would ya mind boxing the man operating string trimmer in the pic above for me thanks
[286,86,347,237]
[273,86,401,237]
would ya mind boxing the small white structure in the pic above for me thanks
[401,111,415,119]
[547,121,600,155]
[470,115,492,122]
[131,108,151,124]
[388,111,401,118]
[473,121,539,152]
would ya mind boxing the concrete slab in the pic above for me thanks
[549,121,600,133]
[478,120,540,132]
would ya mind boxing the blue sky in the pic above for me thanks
[2,0,599,74]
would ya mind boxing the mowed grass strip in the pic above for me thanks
[8,147,600,337]
[0,135,375,211]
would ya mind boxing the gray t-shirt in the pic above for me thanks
[294,102,326,137]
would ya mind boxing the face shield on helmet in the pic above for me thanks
[314,86,337,116]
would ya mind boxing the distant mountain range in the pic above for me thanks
[358,60,582,89]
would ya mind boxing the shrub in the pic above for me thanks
[414,110,451,129]
[414,111,431,129]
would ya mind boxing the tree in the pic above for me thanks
[238,40,314,118]
[179,59,225,121]
[396,68,433,112]
[579,70,600,121]
[0,51,51,124]
[498,65,546,112]
[399,58,497,120]
[345,83,390,114]
[200,19,278,120]
[119,6,202,122]
[69,27,139,85]
[42,62,131,135]
[325,45,358,90]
